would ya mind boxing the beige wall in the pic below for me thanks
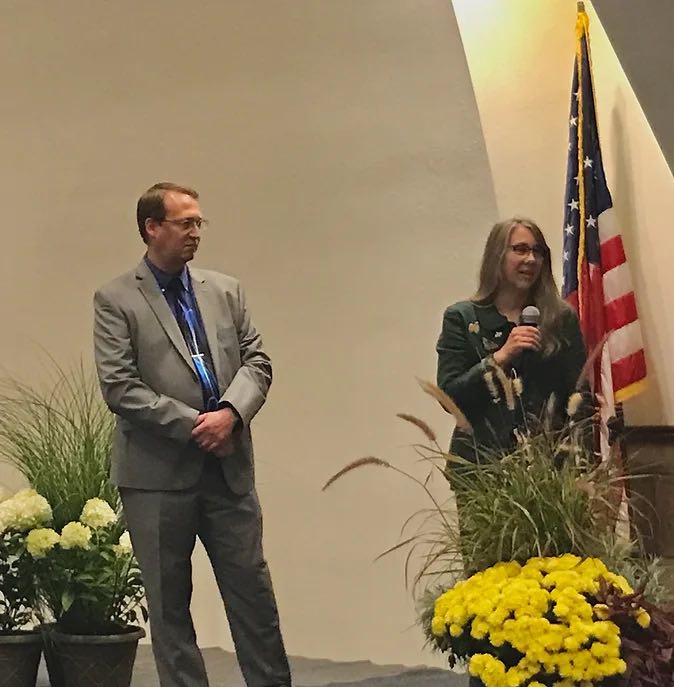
[5,0,668,669]
[452,0,674,425]
[0,1,496,666]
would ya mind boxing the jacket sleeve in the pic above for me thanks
[93,288,200,443]
[218,281,272,426]
[436,307,493,423]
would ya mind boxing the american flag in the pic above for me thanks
[561,6,646,422]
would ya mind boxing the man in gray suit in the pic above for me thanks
[93,182,291,687]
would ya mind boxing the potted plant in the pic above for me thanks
[0,488,52,687]
[324,377,674,686]
[0,364,147,687]
[429,554,661,687]
[28,497,147,687]
[0,361,119,531]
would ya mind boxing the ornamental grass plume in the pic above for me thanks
[416,379,472,433]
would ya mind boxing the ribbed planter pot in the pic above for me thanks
[0,631,43,687]
[43,625,145,687]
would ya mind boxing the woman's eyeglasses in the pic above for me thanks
[510,243,546,260]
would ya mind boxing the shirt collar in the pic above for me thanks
[144,255,190,292]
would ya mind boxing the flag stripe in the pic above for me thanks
[600,234,626,273]
[596,207,620,241]
[603,262,633,303]
[611,350,647,396]
[605,292,638,332]
[607,321,644,361]
[614,378,648,404]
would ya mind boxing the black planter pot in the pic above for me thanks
[40,625,65,687]
[42,625,145,687]
[0,631,43,687]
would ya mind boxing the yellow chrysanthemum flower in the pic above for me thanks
[602,572,633,595]
[469,654,507,687]
[635,609,651,628]
[449,623,463,637]
[429,554,633,687]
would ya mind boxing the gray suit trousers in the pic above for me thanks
[120,457,291,687]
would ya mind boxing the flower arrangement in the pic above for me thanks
[324,372,674,686]
[0,488,146,635]
[29,496,146,634]
[0,488,52,633]
[430,554,646,687]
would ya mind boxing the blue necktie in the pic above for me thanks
[167,279,220,411]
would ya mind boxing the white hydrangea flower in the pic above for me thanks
[113,530,133,557]
[80,498,117,529]
[0,488,52,534]
[13,488,36,499]
[60,521,92,550]
[26,527,61,558]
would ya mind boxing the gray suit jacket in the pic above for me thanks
[93,259,272,494]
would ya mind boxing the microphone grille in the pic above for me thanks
[521,305,541,326]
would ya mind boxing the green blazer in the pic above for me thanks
[436,300,587,462]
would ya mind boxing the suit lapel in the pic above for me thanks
[190,270,223,382]
[135,261,197,378]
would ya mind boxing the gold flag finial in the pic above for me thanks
[577,1,585,11]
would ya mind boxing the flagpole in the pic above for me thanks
[574,0,626,478]
[574,0,629,533]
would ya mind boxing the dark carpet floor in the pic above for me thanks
[37,645,465,686]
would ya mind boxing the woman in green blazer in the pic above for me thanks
[436,217,587,462]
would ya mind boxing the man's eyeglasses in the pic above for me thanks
[161,217,209,232]
[510,243,546,260]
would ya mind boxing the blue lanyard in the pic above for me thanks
[175,295,220,411]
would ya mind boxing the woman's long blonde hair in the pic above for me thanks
[472,217,570,355]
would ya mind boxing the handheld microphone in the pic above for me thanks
[516,306,540,375]
[519,305,540,328]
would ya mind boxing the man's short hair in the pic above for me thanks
[136,182,199,243]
